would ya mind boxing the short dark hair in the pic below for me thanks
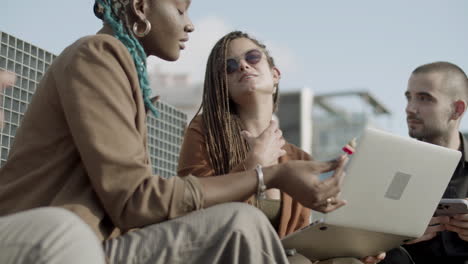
[412,61,468,101]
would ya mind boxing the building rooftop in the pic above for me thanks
[314,90,391,117]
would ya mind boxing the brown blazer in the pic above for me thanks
[178,115,311,238]
[0,34,204,241]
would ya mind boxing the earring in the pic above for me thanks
[133,19,151,38]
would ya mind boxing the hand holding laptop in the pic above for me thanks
[361,252,386,264]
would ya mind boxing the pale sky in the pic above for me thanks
[2,0,468,135]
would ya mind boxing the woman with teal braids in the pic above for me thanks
[94,0,158,117]
[0,1,353,264]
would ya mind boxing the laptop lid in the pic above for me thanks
[326,127,461,238]
[281,127,461,260]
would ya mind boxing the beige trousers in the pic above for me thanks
[0,207,105,264]
[104,202,290,264]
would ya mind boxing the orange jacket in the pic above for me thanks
[178,115,311,238]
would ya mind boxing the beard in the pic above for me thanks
[408,127,425,140]
[407,115,425,140]
[408,122,448,143]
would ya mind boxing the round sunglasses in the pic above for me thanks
[225,49,263,74]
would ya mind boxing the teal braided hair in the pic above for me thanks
[94,0,159,117]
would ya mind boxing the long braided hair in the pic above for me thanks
[198,31,279,175]
[93,0,159,116]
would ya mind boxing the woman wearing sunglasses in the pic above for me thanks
[178,31,385,264]
[179,30,311,238]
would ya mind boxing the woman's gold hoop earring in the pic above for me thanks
[133,19,151,38]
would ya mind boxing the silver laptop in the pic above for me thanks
[282,127,461,261]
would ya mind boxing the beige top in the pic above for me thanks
[0,34,204,241]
